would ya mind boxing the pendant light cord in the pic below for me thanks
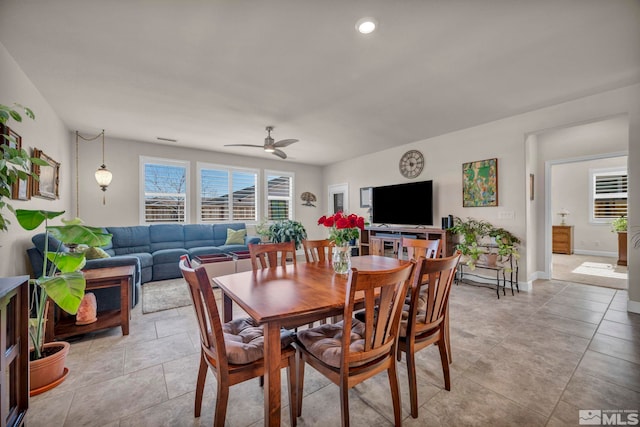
[76,129,107,210]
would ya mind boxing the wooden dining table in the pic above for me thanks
[212,255,408,426]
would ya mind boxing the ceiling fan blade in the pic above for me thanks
[224,144,264,148]
[273,139,298,148]
[272,149,287,159]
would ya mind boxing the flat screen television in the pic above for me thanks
[372,180,433,226]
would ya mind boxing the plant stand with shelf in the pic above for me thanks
[46,265,134,340]
[456,255,519,299]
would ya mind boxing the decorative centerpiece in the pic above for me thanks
[317,212,365,274]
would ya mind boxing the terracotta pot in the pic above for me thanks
[480,253,498,266]
[30,341,70,396]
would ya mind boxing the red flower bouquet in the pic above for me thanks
[317,212,365,246]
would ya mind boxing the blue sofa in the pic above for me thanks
[26,223,260,309]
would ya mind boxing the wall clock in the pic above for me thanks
[399,150,424,179]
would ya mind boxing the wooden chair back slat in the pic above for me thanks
[399,237,441,260]
[248,241,297,270]
[179,259,227,371]
[410,253,459,335]
[342,261,415,364]
[302,239,334,263]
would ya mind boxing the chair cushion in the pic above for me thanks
[296,319,370,368]
[399,290,428,337]
[225,228,246,245]
[223,318,295,365]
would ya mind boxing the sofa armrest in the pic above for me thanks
[246,235,261,245]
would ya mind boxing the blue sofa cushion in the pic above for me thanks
[218,244,253,253]
[149,224,185,252]
[32,233,68,256]
[184,224,215,249]
[152,248,189,264]
[188,246,224,257]
[212,223,246,246]
[108,226,151,255]
[126,252,154,269]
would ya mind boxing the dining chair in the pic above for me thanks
[397,251,461,418]
[301,239,338,326]
[179,259,298,427]
[398,237,441,260]
[248,241,297,270]
[301,239,334,263]
[395,237,452,363]
[295,260,416,427]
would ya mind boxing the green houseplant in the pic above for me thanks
[16,209,112,394]
[611,216,627,233]
[450,217,520,270]
[268,219,307,249]
[0,103,47,232]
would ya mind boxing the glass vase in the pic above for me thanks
[332,244,351,274]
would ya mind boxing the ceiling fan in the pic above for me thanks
[224,126,298,159]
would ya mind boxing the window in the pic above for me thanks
[265,171,294,221]
[198,163,258,222]
[141,157,189,223]
[591,167,628,222]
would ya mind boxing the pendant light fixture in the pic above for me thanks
[76,129,112,206]
[94,130,112,197]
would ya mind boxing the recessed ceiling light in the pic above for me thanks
[356,17,377,34]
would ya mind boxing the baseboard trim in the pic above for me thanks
[628,299,640,314]
[573,249,617,257]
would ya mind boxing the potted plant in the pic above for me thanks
[611,216,628,266]
[268,219,307,249]
[450,217,520,270]
[15,209,112,394]
[0,103,47,232]
[255,220,272,242]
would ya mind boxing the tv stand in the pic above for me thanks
[360,225,454,258]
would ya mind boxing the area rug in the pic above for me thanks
[142,278,192,314]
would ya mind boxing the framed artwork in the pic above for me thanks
[0,124,30,200]
[328,183,348,214]
[462,158,498,207]
[32,148,60,200]
[360,187,372,208]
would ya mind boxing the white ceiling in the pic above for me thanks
[1,0,639,165]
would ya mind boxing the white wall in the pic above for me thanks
[323,84,639,307]
[75,135,325,239]
[551,156,627,255]
[0,43,72,278]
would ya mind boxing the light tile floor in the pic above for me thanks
[27,279,640,426]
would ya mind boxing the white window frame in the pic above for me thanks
[139,156,190,224]
[264,170,295,221]
[197,162,259,223]
[589,166,628,224]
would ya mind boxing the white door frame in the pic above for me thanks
[328,183,349,214]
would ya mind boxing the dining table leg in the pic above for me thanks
[263,320,282,426]
[222,292,233,323]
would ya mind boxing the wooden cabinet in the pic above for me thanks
[360,226,454,258]
[617,231,627,266]
[552,225,574,254]
[0,276,29,427]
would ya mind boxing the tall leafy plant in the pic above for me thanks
[16,209,112,360]
[0,103,47,231]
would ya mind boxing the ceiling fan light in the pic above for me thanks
[264,147,275,153]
